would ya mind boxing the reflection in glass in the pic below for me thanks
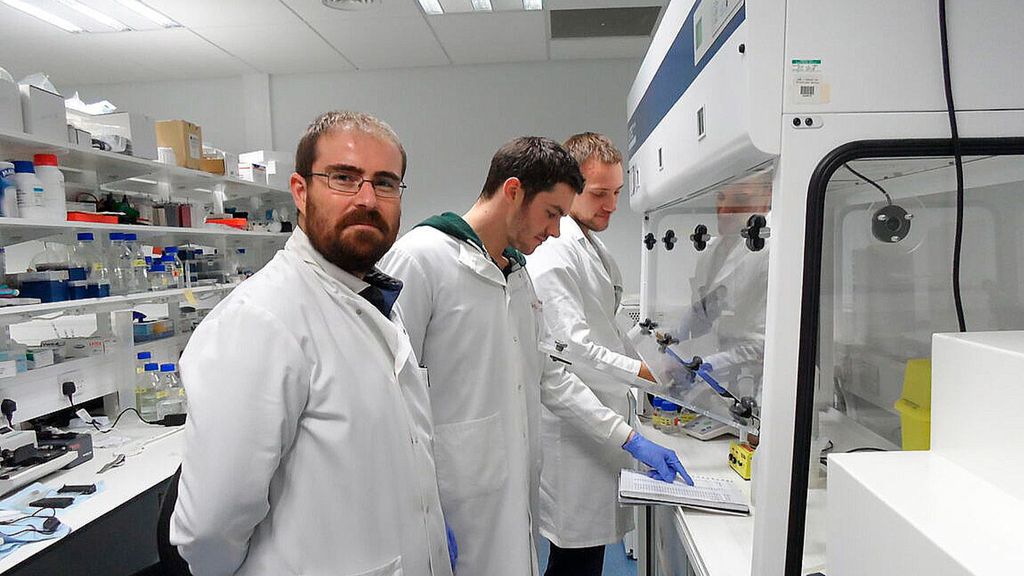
[626,165,774,434]
[814,154,1024,479]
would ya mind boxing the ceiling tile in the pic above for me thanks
[144,0,303,28]
[282,0,425,21]
[428,12,547,64]
[549,37,651,60]
[83,28,256,79]
[308,16,449,69]
[0,4,81,40]
[194,23,354,74]
[546,0,667,9]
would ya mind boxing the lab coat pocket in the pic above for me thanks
[434,412,509,500]
[348,556,403,576]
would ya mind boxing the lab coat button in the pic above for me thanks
[512,336,519,343]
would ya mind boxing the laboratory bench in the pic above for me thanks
[635,406,894,575]
[0,417,183,575]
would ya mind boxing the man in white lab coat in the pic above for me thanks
[685,184,772,400]
[527,133,654,575]
[379,137,689,576]
[171,111,455,576]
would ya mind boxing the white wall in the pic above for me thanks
[74,76,248,153]
[73,59,645,293]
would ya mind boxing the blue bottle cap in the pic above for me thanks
[109,232,124,240]
[150,263,166,272]
[137,351,152,360]
[144,363,159,371]
[77,232,94,241]
[124,233,137,241]
[161,254,175,262]
[159,363,175,372]
[12,161,34,173]
[164,246,178,253]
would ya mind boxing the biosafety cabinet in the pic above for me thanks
[626,1,1024,574]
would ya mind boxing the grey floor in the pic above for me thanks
[537,538,638,576]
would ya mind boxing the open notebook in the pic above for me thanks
[618,469,749,515]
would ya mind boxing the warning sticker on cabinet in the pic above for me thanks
[790,59,829,104]
[188,133,201,160]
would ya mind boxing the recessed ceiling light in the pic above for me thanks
[322,0,381,11]
[57,0,131,31]
[471,0,493,11]
[523,0,542,10]
[112,0,179,28]
[1,0,83,33]
[417,0,442,15]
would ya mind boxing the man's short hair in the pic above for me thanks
[563,132,623,167]
[295,110,407,178]
[480,136,583,202]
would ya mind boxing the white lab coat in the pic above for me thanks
[171,228,452,576]
[527,216,640,548]
[379,225,633,576]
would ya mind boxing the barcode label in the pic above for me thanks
[800,85,816,97]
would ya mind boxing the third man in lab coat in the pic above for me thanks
[379,136,689,576]
[527,133,655,575]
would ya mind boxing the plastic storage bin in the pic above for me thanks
[894,358,931,451]
[18,270,69,302]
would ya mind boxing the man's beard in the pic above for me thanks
[305,198,398,275]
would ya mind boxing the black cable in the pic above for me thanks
[843,163,893,206]
[0,509,56,526]
[939,0,968,332]
[90,407,161,433]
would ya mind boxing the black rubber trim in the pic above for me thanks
[786,136,1024,575]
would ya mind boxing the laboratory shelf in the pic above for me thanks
[0,128,289,200]
[0,217,289,244]
[0,284,238,323]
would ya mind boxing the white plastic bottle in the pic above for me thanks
[136,362,161,421]
[11,161,46,219]
[32,154,66,221]
[0,161,18,218]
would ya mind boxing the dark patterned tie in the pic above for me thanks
[358,285,388,317]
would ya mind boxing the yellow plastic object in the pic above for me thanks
[894,358,931,450]
[728,441,755,480]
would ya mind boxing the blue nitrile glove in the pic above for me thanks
[445,519,458,571]
[623,432,694,485]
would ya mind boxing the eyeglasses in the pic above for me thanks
[308,170,407,198]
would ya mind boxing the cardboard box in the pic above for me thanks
[19,84,67,142]
[92,112,157,159]
[0,79,22,133]
[199,156,225,175]
[155,120,203,170]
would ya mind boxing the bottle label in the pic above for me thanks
[132,259,147,267]
[156,390,169,399]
